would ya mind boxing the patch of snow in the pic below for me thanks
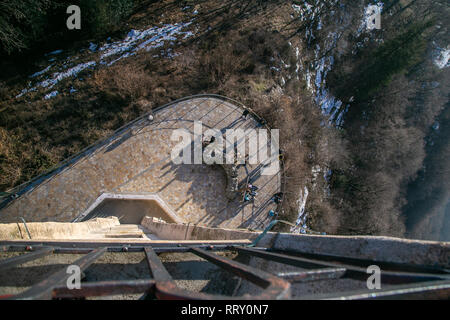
[16,21,195,100]
[44,90,58,99]
[15,87,37,98]
[317,18,323,30]
[432,122,440,131]
[106,52,136,66]
[281,59,290,69]
[46,49,63,56]
[270,66,281,72]
[38,61,96,89]
[183,31,195,39]
[291,186,309,233]
[324,169,332,182]
[433,45,450,69]
[290,2,347,127]
[311,165,322,187]
[99,22,192,65]
[164,48,180,59]
[29,65,53,78]
[89,42,98,52]
[292,4,302,14]
[307,43,346,126]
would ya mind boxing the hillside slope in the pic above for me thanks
[0,0,448,240]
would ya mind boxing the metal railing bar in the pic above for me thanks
[312,280,450,300]
[52,279,156,299]
[189,247,290,299]
[235,246,330,269]
[18,217,32,239]
[234,247,450,284]
[0,247,54,271]
[144,247,173,281]
[10,247,107,300]
[144,247,230,300]
[278,250,450,275]
[276,267,347,283]
[0,241,249,251]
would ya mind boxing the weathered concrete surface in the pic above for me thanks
[141,216,265,241]
[0,217,119,240]
[0,96,281,230]
[270,233,450,269]
[87,224,159,240]
[142,219,450,269]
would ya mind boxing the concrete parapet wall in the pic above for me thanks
[141,217,450,268]
[141,216,267,241]
[271,233,450,269]
[0,217,120,240]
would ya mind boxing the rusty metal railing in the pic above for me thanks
[0,240,449,300]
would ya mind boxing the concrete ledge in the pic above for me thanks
[271,233,450,269]
[0,217,120,240]
[141,218,450,269]
[0,239,252,245]
[141,216,267,241]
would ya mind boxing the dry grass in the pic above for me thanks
[93,64,154,101]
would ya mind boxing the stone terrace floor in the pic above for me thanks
[0,96,281,230]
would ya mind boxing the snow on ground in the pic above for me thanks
[98,22,192,63]
[40,61,97,89]
[16,21,195,99]
[432,121,440,131]
[290,2,396,232]
[29,65,53,78]
[291,186,309,234]
[45,49,63,56]
[293,1,385,127]
[289,1,377,231]
[44,90,59,100]
[433,44,450,69]
[290,1,347,128]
